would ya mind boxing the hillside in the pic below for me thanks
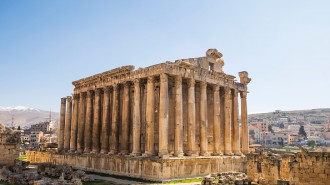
[0,106,59,128]
[248,108,330,124]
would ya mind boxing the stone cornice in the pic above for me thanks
[73,62,248,93]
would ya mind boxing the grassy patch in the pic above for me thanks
[19,155,27,161]
[163,177,203,184]
[86,171,157,183]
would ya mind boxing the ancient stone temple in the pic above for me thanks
[33,49,251,181]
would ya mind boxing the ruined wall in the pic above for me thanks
[0,125,21,166]
[27,151,246,181]
[246,153,294,185]
[289,151,330,185]
[247,150,330,185]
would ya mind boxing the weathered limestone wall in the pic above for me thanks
[27,151,246,181]
[0,126,21,166]
[289,151,330,185]
[247,151,330,185]
[246,153,293,185]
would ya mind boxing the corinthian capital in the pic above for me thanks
[187,78,195,87]
[240,91,247,99]
[72,94,80,100]
[239,71,251,85]
[61,97,67,104]
[66,96,72,102]
[160,73,168,83]
[200,81,207,89]
[147,76,154,84]
[175,76,182,87]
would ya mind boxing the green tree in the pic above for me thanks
[17,125,21,130]
[268,125,274,133]
[279,122,284,129]
[298,125,307,139]
[308,140,316,148]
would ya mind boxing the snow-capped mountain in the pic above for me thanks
[0,106,59,128]
[0,106,41,112]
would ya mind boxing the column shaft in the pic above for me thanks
[174,76,184,157]
[64,96,72,151]
[77,92,86,153]
[144,76,155,156]
[186,78,196,156]
[100,87,110,154]
[109,84,119,154]
[200,82,209,156]
[84,90,93,153]
[158,74,169,158]
[232,89,241,155]
[241,91,249,153]
[58,97,66,152]
[213,85,222,155]
[131,79,141,155]
[120,82,130,155]
[224,87,233,155]
[70,94,79,152]
[92,89,101,153]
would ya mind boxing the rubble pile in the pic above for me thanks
[0,162,92,185]
[202,172,253,185]
[37,163,94,182]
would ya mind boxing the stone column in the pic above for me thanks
[213,85,222,155]
[231,89,241,155]
[143,76,155,156]
[58,97,66,152]
[84,90,93,153]
[64,96,72,151]
[92,89,101,153]
[186,78,196,156]
[174,76,184,157]
[109,83,119,154]
[200,82,209,156]
[77,92,86,153]
[220,88,225,154]
[224,87,233,155]
[120,82,130,155]
[158,74,169,158]
[100,87,110,154]
[241,91,249,154]
[131,79,141,156]
[70,94,79,152]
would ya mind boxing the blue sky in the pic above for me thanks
[0,0,329,113]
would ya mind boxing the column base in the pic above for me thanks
[200,152,210,157]
[108,150,118,155]
[242,149,249,154]
[142,152,154,157]
[83,149,91,154]
[233,151,242,156]
[119,150,129,155]
[174,152,184,157]
[224,151,234,156]
[185,151,198,157]
[100,150,109,154]
[130,152,141,156]
[76,149,83,153]
[212,152,223,156]
[91,150,100,154]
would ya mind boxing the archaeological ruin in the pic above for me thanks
[30,49,252,181]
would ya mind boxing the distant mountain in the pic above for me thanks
[0,106,59,128]
[248,108,330,124]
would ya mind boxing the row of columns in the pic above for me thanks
[58,74,249,156]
